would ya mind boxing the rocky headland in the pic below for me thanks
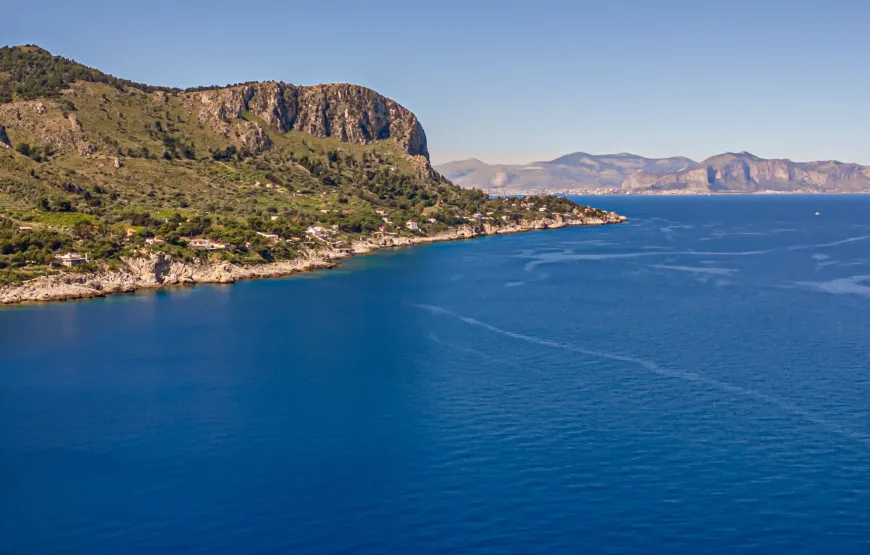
[0,212,625,305]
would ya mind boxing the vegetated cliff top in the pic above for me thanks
[0,45,610,287]
[0,44,428,158]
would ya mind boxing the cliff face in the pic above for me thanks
[189,82,429,159]
[622,152,870,192]
[0,99,94,156]
[0,45,429,160]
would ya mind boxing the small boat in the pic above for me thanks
[815,212,821,216]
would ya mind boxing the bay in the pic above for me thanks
[1,195,869,554]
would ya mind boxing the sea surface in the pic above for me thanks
[2,195,869,554]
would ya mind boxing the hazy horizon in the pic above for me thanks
[432,150,868,168]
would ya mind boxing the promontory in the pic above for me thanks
[0,45,624,304]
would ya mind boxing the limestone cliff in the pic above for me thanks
[0,45,429,161]
[188,82,428,159]
[0,99,94,155]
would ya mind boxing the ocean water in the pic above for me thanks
[1,195,869,554]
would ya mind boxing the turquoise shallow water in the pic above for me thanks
[1,195,869,553]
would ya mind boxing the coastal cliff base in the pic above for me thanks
[0,215,625,305]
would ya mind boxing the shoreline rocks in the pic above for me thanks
[0,213,626,306]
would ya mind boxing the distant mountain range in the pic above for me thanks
[435,153,695,193]
[436,152,870,194]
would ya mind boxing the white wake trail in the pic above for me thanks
[413,303,870,447]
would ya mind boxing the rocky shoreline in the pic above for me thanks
[0,213,625,306]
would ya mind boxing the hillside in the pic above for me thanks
[621,152,870,193]
[0,45,621,290]
[435,153,696,193]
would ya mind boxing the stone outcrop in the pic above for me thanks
[151,90,168,105]
[233,120,272,152]
[0,125,9,147]
[187,82,429,159]
[0,212,625,305]
[622,152,870,193]
[0,99,93,155]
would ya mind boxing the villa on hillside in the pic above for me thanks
[187,238,228,250]
[306,226,335,239]
[17,226,33,234]
[406,220,419,231]
[256,232,280,242]
[55,252,88,267]
[145,237,165,245]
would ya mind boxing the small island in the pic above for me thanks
[0,46,624,305]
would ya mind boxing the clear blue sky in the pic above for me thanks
[7,0,870,165]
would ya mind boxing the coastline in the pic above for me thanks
[0,213,626,306]
[486,189,870,196]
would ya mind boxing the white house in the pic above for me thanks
[188,238,210,249]
[256,232,280,242]
[56,252,88,267]
[306,226,333,239]
[406,220,419,231]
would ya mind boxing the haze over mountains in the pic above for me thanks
[436,152,870,194]
[436,153,695,193]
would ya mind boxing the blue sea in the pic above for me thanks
[2,196,869,554]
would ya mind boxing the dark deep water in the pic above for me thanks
[2,196,869,554]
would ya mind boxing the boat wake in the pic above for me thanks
[412,303,870,447]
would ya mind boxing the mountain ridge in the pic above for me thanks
[623,151,870,193]
[435,153,696,193]
[438,151,870,194]
[0,45,621,291]
[1,45,429,159]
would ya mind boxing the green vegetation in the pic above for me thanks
[0,45,607,286]
[0,45,174,103]
[0,45,265,103]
